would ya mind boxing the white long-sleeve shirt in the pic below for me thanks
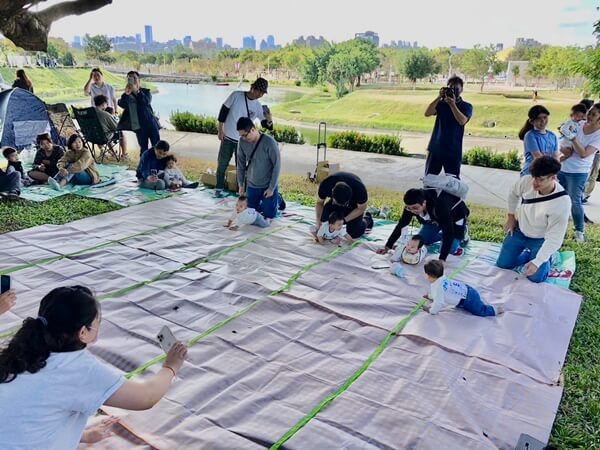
[229,208,259,227]
[316,222,347,240]
[429,276,468,315]
[507,176,571,268]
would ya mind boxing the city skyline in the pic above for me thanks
[43,0,597,49]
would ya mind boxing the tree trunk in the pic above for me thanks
[480,78,485,93]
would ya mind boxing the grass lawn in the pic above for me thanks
[0,156,598,448]
[0,67,154,104]
[272,85,583,139]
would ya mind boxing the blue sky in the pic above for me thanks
[44,0,598,48]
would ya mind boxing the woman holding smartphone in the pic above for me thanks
[117,71,160,156]
[0,285,187,449]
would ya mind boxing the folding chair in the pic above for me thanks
[71,106,120,163]
[45,102,79,147]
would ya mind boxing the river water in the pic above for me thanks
[151,82,300,126]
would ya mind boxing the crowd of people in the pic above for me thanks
[0,72,598,447]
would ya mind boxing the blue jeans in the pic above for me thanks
[418,222,460,254]
[557,171,588,232]
[246,186,279,219]
[70,171,93,186]
[252,214,270,228]
[458,286,495,317]
[136,122,161,157]
[496,227,550,283]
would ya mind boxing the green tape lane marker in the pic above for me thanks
[270,253,481,450]
[0,208,230,276]
[126,240,362,379]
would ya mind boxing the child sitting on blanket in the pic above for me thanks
[422,260,504,317]
[311,211,353,245]
[224,195,270,230]
[2,147,32,187]
[390,234,427,265]
[160,155,198,190]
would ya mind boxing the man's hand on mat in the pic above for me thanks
[80,416,119,443]
[264,188,274,198]
[0,290,16,316]
[504,215,517,235]
[422,305,431,313]
[376,246,391,255]
[165,342,188,374]
[524,262,538,277]
[228,225,239,231]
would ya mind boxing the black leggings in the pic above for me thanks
[425,151,462,178]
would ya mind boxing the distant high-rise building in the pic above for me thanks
[259,39,269,51]
[355,31,379,47]
[495,43,504,51]
[135,33,142,45]
[293,35,326,48]
[144,25,153,44]
[267,35,275,48]
[216,37,223,49]
[72,35,82,48]
[242,35,256,50]
[515,37,541,47]
[183,35,192,48]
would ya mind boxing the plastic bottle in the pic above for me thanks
[391,262,404,278]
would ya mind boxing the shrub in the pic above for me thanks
[170,111,218,134]
[170,111,305,144]
[294,80,301,87]
[462,147,522,171]
[329,131,404,156]
[266,125,306,145]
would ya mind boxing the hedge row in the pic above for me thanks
[169,111,305,145]
[328,131,404,156]
[462,147,522,171]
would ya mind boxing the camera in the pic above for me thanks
[442,87,456,99]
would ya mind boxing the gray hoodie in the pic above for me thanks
[236,133,281,190]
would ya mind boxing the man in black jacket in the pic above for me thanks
[377,188,469,261]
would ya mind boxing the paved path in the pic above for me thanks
[128,129,600,223]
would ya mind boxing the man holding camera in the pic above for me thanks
[424,76,473,178]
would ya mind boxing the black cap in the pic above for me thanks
[252,77,268,93]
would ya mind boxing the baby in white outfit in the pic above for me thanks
[225,195,270,230]
[311,211,353,245]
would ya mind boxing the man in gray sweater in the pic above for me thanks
[236,117,281,218]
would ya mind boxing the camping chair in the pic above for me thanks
[71,106,120,163]
[45,102,78,147]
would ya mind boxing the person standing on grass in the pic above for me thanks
[558,103,600,243]
[118,71,160,156]
[214,77,273,198]
[580,99,598,205]
[519,105,559,176]
[84,68,117,112]
[315,171,374,239]
[0,285,188,449]
[496,156,570,282]
[235,118,281,219]
[424,76,473,179]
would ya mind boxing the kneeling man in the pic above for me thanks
[497,156,571,282]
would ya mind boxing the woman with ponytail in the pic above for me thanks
[0,286,188,449]
[518,105,559,176]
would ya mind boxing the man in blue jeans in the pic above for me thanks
[378,188,470,261]
[497,156,571,283]
[235,118,281,219]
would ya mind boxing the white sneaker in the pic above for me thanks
[47,177,62,191]
[574,231,585,243]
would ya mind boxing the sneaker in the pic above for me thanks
[47,177,62,191]
[184,182,199,189]
[365,212,374,231]
[213,189,225,198]
[278,194,286,211]
[582,197,589,204]
[461,224,470,247]
[452,247,464,257]
[0,190,19,200]
[574,231,585,243]
[494,305,505,316]
[584,214,594,225]
[380,206,391,219]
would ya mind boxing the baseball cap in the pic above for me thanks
[252,77,268,93]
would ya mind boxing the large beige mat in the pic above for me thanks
[0,190,581,449]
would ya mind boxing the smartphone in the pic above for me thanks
[157,326,177,353]
[127,76,135,85]
[0,275,10,294]
[262,104,270,115]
